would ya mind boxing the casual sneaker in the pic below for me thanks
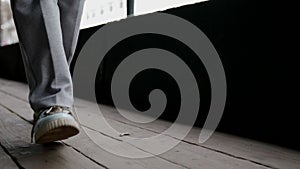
[31,106,80,144]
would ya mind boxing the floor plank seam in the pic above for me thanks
[0,130,25,169]
[0,102,33,124]
[0,88,28,102]
[125,144,191,169]
[181,140,278,169]
[63,143,110,169]
[81,124,190,169]
[81,124,123,141]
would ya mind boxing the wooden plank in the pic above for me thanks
[0,82,188,169]
[185,129,300,169]
[71,103,269,169]
[1,81,268,169]
[0,81,272,169]
[65,128,186,169]
[0,90,269,169]
[0,92,32,121]
[1,78,300,169]
[0,105,104,169]
[0,78,28,101]
[0,147,18,169]
[75,98,300,169]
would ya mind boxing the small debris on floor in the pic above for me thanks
[119,132,130,137]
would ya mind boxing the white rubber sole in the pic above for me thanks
[33,113,80,144]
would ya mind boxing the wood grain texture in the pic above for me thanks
[75,98,300,169]
[0,81,187,169]
[65,130,187,169]
[73,102,269,169]
[0,146,18,169]
[1,78,300,169]
[0,105,103,169]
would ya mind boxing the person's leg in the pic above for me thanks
[10,0,83,143]
[58,0,85,65]
[10,0,74,113]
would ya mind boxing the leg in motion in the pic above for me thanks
[10,0,84,143]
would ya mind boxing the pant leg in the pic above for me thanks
[58,0,85,64]
[10,0,73,112]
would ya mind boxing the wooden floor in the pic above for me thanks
[0,78,299,169]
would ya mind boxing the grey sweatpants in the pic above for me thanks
[10,0,85,113]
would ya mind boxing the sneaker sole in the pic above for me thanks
[34,113,80,144]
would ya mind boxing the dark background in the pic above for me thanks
[1,0,299,150]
